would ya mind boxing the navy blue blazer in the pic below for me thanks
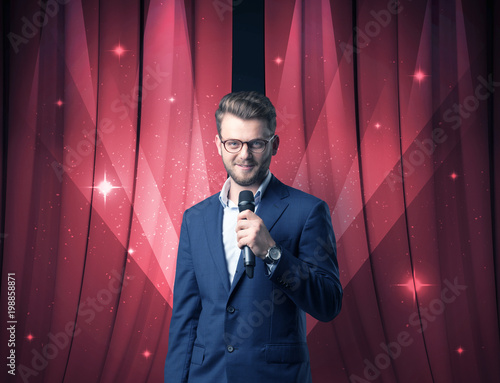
[165,175,342,382]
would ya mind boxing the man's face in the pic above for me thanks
[215,113,278,189]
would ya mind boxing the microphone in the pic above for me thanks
[238,190,255,279]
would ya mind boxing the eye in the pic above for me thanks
[249,140,265,150]
[226,140,241,149]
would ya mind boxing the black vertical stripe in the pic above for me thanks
[232,0,265,94]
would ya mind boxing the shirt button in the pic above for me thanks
[227,306,235,313]
[227,345,234,353]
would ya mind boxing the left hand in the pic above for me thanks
[236,210,275,259]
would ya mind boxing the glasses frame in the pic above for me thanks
[220,135,276,154]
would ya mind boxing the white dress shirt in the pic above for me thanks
[219,171,273,285]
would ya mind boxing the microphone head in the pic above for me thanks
[238,190,255,213]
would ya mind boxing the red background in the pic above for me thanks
[1,0,499,382]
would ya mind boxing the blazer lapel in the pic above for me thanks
[204,196,231,294]
[257,176,290,233]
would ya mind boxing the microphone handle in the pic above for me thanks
[243,246,255,279]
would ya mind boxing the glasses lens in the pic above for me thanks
[248,140,266,153]
[224,140,242,153]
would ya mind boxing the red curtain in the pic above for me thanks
[1,1,499,382]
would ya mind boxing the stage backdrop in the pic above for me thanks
[1,0,499,382]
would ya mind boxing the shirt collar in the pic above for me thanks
[219,171,273,208]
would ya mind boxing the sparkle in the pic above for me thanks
[396,278,434,292]
[109,42,130,63]
[413,278,434,291]
[393,274,435,301]
[450,172,458,180]
[412,68,428,84]
[142,350,152,358]
[98,180,114,196]
[169,97,175,102]
[274,56,283,65]
[375,123,381,129]
[56,99,64,107]
[414,71,425,81]
[457,346,464,355]
[113,45,126,57]
[128,248,135,255]
[26,333,34,341]
[93,172,120,204]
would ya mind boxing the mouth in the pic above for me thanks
[236,164,256,171]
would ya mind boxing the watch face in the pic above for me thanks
[269,247,281,261]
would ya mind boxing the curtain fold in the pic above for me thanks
[265,0,499,382]
[0,1,498,382]
[1,1,231,382]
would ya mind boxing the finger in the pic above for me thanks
[237,238,250,249]
[236,228,244,240]
[236,214,258,231]
[235,219,251,232]
[237,210,257,220]
[237,228,256,244]
[236,232,250,248]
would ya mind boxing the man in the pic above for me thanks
[165,91,342,382]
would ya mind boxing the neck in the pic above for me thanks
[228,180,260,205]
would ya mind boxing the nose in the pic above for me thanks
[238,142,252,159]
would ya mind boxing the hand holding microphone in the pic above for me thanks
[237,190,277,279]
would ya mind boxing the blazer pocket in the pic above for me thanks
[191,345,205,366]
[265,343,309,364]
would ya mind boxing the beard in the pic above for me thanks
[223,155,271,188]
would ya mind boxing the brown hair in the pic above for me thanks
[215,91,277,136]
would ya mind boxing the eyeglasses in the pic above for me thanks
[220,135,276,154]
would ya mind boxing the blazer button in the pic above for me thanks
[227,345,234,353]
[227,306,235,314]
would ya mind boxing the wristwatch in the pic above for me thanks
[264,245,281,265]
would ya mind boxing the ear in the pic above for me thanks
[215,134,222,156]
[271,135,280,156]
[214,134,222,156]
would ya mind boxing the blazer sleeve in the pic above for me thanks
[164,210,201,382]
[268,199,343,322]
